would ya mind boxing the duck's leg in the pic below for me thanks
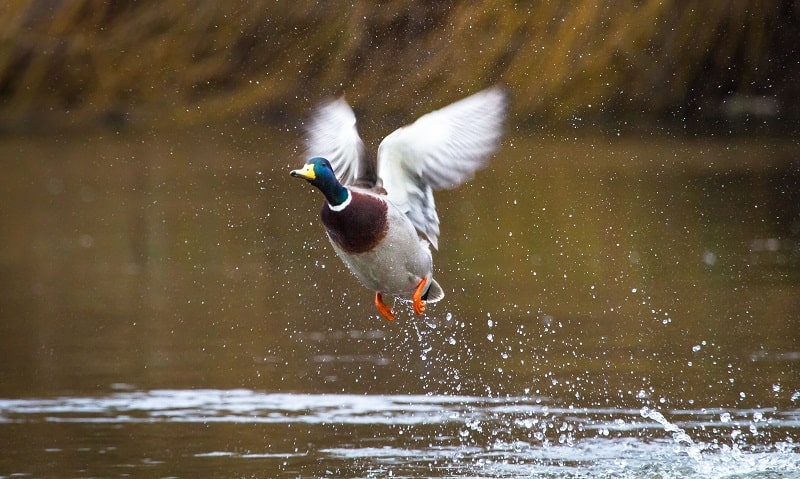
[375,292,395,321]
[412,277,428,315]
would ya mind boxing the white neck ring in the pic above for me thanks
[327,190,352,212]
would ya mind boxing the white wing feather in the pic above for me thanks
[304,97,364,186]
[377,87,508,249]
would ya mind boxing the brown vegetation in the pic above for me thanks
[0,0,797,131]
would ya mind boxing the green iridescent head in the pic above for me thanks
[290,157,349,206]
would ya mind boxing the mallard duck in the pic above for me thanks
[291,87,507,320]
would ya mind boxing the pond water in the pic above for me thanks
[0,128,798,478]
[1,389,798,478]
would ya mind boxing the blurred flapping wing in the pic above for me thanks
[377,87,508,249]
[304,97,365,186]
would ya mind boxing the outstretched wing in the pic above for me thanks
[377,87,508,249]
[304,97,365,186]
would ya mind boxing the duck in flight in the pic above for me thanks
[291,87,507,320]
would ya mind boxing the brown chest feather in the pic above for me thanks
[320,192,389,254]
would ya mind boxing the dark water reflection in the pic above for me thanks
[0,129,798,476]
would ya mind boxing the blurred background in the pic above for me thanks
[1,0,799,397]
[1,0,798,133]
[1,0,799,400]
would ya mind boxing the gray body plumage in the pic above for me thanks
[324,187,444,302]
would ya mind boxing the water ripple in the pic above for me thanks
[1,390,798,477]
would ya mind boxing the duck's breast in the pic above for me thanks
[320,190,388,254]
[321,191,433,297]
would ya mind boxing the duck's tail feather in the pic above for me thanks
[422,278,445,303]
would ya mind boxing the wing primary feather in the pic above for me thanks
[376,86,508,248]
[304,97,365,186]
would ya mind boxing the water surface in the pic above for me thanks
[0,129,798,477]
[1,389,798,478]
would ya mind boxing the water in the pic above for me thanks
[1,129,799,477]
[1,389,798,477]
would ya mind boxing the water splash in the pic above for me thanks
[640,406,703,460]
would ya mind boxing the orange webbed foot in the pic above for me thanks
[375,292,395,321]
[412,276,428,316]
